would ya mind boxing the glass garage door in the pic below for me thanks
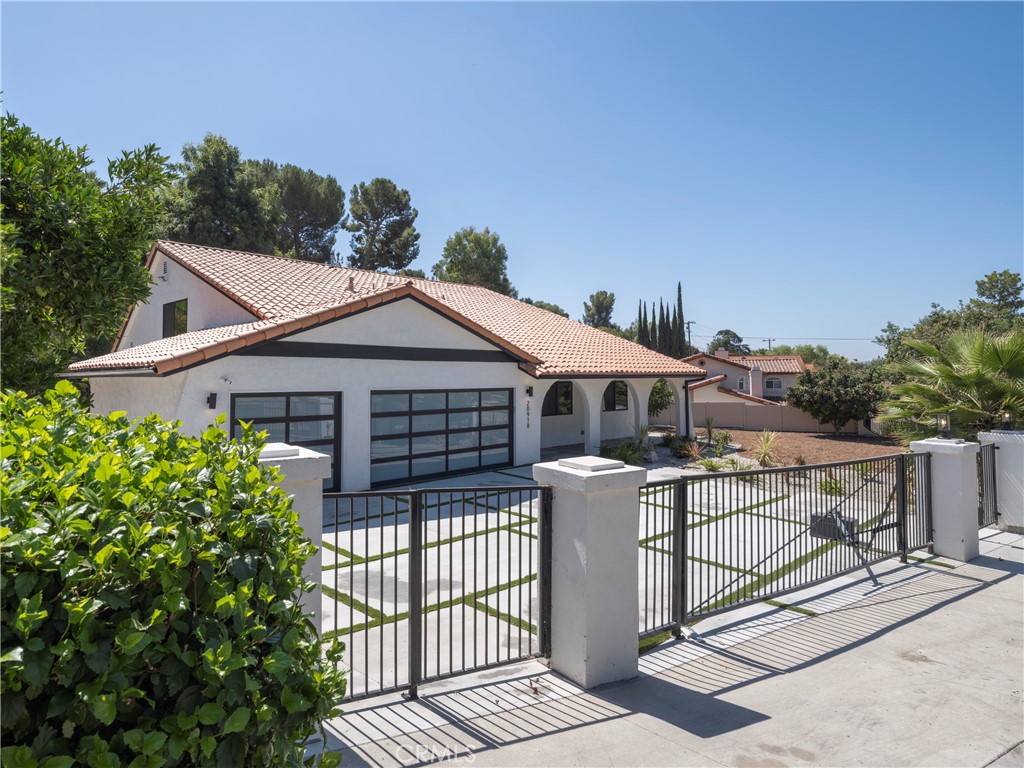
[231,392,341,491]
[370,388,513,486]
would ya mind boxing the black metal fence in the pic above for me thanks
[638,453,932,636]
[978,443,999,528]
[323,485,550,700]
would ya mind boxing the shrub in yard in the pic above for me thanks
[698,457,723,472]
[751,430,778,468]
[818,472,846,497]
[0,382,346,767]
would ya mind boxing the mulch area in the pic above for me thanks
[699,429,905,466]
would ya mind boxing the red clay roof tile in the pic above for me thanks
[70,241,705,378]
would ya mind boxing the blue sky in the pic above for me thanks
[3,1,1021,360]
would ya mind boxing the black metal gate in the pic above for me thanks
[638,453,933,637]
[978,443,999,528]
[323,485,551,700]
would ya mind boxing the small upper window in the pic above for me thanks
[737,377,747,391]
[602,381,628,412]
[162,299,187,338]
[542,381,573,416]
[765,377,783,390]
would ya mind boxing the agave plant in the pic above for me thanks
[752,430,778,467]
[881,329,1024,442]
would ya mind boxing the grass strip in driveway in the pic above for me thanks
[323,573,539,640]
[322,518,536,570]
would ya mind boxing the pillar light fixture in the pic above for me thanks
[936,412,951,439]
[1001,409,1013,429]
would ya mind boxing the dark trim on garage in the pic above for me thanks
[236,341,517,363]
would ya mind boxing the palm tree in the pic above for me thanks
[881,329,1024,442]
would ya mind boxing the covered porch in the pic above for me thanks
[536,376,698,457]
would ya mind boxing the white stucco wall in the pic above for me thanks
[120,252,258,348]
[91,298,537,491]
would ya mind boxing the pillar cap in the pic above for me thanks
[534,457,647,494]
[909,437,980,455]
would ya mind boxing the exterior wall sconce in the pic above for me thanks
[1001,409,1013,429]
[525,386,534,397]
[936,412,951,439]
[207,392,218,409]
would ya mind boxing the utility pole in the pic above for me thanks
[685,321,696,352]
[762,338,775,351]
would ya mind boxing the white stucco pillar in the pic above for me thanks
[910,438,980,562]
[629,379,656,433]
[667,379,692,439]
[577,380,610,455]
[260,443,332,633]
[533,455,647,688]
[977,431,1024,532]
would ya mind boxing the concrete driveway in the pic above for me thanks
[319,527,1023,768]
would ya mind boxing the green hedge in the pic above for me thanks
[1,382,345,766]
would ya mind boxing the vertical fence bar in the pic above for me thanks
[406,491,423,700]
[895,454,908,564]
[539,485,553,657]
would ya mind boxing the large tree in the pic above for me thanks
[750,343,833,366]
[880,329,1024,442]
[786,357,886,433]
[582,290,616,328]
[707,329,751,356]
[345,178,420,271]
[161,134,280,254]
[876,270,1024,365]
[1,115,172,392]
[249,160,345,263]
[432,226,517,296]
[523,298,569,317]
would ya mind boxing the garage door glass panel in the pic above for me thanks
[481,390,509,407]
[289,419,335,441]
[448,412,479,430]
[235,396,286,419]
[231,392,341,492]
[481,410,509,427]
[372,461,409,485]
[371,438,409,460]
[412,414,445,433]
[369,388,513,486]
[291,396,336,417]
[411,456,446,476]
[448,432,479,451]
[448,452,480,472]
[412,435,446,454]
[372,393,408,413]
[449,391,479,409]
[372,416,409,436]
[412,392,446,411]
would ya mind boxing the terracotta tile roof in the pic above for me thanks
[689,374,727,390]
[681,352,807,375]
[717,387,780,405]
[730,355,808,375]
[70,241,705,378]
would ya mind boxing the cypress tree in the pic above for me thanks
[637,300,648,348]
[674,282,686,357]
[646,303,655,350]
[658,300,668,354]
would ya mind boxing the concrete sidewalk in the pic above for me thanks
[322,529,1023,767]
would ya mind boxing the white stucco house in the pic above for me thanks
[681,350,812,404]
[66,241,706,491]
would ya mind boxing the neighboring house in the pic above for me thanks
[681,350,811,403]
[65,241,705,491]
